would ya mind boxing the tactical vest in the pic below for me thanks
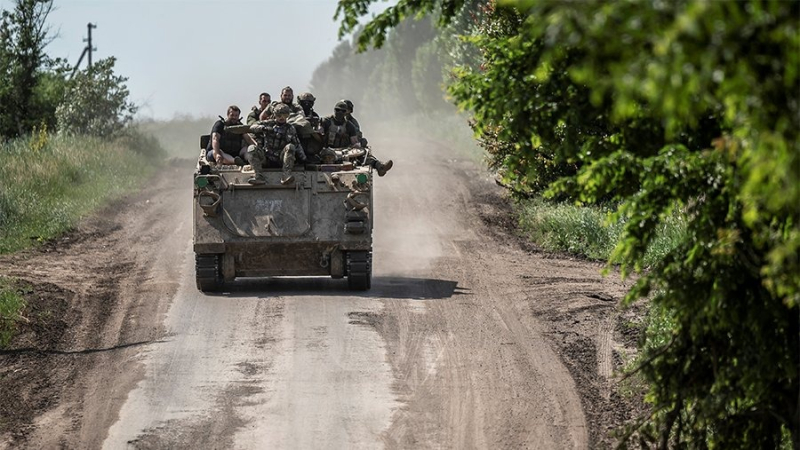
[264,123,293,150]
[219,127,243,153]
[326,119,350,148]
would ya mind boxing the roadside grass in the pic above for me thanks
[0,131,161,254]
[0,276,26,347]
[516,197,686,269]
[0,129,163,347]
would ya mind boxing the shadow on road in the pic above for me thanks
[208,276,468,300]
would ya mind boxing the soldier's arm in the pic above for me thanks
[243,132,258,146]
[347,122,360,147]
[211,132,223,161]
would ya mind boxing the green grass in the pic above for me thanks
[516,197,686,268]
[0,277,26,347]
[0,130,162,254]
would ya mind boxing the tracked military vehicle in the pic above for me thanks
[193,133,374,292]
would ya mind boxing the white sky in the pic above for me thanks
[3,0,382,119]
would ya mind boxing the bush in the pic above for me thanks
[56,57,137,138]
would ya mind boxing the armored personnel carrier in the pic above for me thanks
[193,135,374,292]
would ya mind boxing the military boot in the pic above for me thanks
[280,145,296,185]
[246,145,267,185]
[249,172,267,185]
[377,159,393,177]
[280,170,295,185]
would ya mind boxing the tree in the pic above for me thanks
[336,0,800,447]
[56,57,138,137]
[0,0,56,139]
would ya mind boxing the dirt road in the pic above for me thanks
[0,134,641,449]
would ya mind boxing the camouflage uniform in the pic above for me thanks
[247,105,306,185]
[247,106,266,125]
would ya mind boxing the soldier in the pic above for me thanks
[320,101,360,149]
[339,99,393,176]
[297,92,320,128]
[206,105,258,165]
[295,92,323,159]
[247,103,307,185]
[247,92,271,125]
[261,86,303,120]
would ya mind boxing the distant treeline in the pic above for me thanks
[309,0,483,122]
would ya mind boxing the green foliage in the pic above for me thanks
[339,0,800,447]
[56,57,138,138]
[0,0,64,139]
[336,0,467,51]
[0,276,26,348]
[0,129,160,254]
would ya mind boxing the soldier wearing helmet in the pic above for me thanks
[340,99,393,177]
[295,92,323,159]
[261,86,303,120]
[297,92,320,128]
[247,103,307,185]
[320,101,360,150]
[206,105,259,166]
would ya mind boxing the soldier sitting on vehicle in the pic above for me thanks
[247,103,307,185]
[261,86,303,121]
[293,92,323,160]
[298,92,321,128]
[206,105,258,165]
[320,101,360,151]
[247,92,271,125]
[339,99,393,177]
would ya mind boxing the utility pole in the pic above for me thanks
[70,22,97,78]
[85,22,97,67]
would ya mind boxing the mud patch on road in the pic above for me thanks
[347,311,383,327]
[127,382,259,450]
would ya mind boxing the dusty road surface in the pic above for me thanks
[0,132,641,449]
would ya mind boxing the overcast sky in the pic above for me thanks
[3,0,380,119]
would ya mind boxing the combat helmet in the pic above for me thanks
[341,99,354,112]
[274,103,291,116]
[334,101,349,112]
[297,92,316,102]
